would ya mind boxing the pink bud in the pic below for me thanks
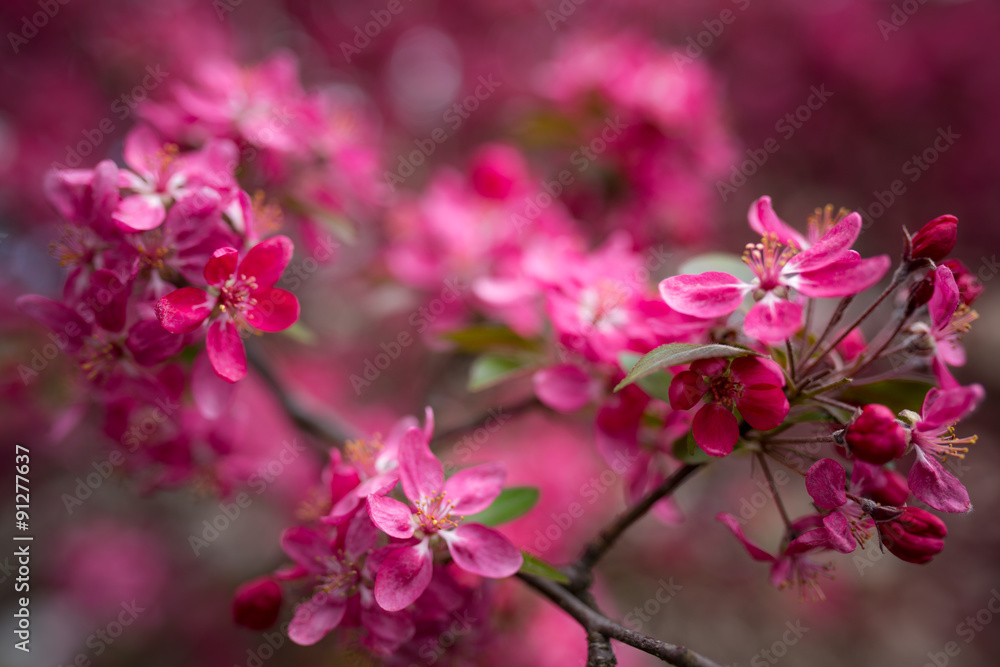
[845,404,907,465]
[233,577,283,630]
[469,144,527,200]
[878,507,947,564]
[910,214,957,263]
[868,468,910,507]
[835,327,866,362]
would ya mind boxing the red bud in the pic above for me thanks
[845,404,907,465]
[879,507,947,564]
[233,577,283,630]
[910,214,957,263]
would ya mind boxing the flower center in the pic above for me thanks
[578,280,629,330]
[219,274,259,315]
[316,554,361,598]
[707,374,740,409]
[743,234,797,292]
[414,491,462,535]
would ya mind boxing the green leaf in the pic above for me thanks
[281,321,318,345]
[617,352,673,401]
[672,431,715,463]
[615,343,756,392]
[465,487,539,526]
[840,379,933,415]
[442,325,538,354]
[677,252,755,283]
[519,552,570,584]
[467,355,536,392]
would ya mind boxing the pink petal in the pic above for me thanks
[367,495,415,539]
[155,287,213,334]
[246,288,300,332]
[207,319,247,383]
[374,542,433,612]
[743,297,802,342]
[918,384,984,431]
[345,510,379,558]
[533,364,597,413]
[16,295,91,353]
[737,386,789,431]
[659,272,749,318]
[793,254,890,298]
[113,194,166,231]
[786,212,861,273]
[360,605,415,645]
[716,512,775,562]
[204,247,238,286]
[668,370,708,411]
[280,526,331,571]
[87,269,130,332]
[729,356,786,388]
[908,449,971,513]
[821,512,857,554]
[126,319,183,367]
[748,196,808,249]
[288,596,346,646]
[928,265,959,332]
[190,350,236,418]
[123,124,164,178]
[692,402,739,457]
[805,459,847,509]
[442,524,523,578]
[442,463,506,515]
[239,235,294,288]
[398,427,443,502]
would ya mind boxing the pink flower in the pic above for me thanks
[155,236,300,382]
[903,384,983,513]
[875,506,947,565]
[668,356,789,457]
[660,198,890,342]
[717,512,851,600]
[909,214,958,263]
[365,424,523,612]
[915,264,978,389]
[844,404,907,465]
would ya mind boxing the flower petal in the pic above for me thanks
[246,288,300,332]
[918,384,984,431]
[748,196,808,249]
[786,212,861,273]
[207,319,247,383]
[443,463,506,515]
[533,364,597,413]
[126,319,183,367]
[239,235,294,288]
[716,512,775,562]
[692,402,738,457]
[204,247,238,286]
[442,524,523,578]
[805,459,848,509]
[821,512,857,554]
[659,272,749,318]
[729,356,786,388]
[668,370,708,411]
[397,426,443,502]
[928,265,959,333]
[743,296,802,342]
[190,349,236,419]
[736,386,789,431]
[793,254,890,298]
[280,526,331,571]
[908,449,971,513]
[16,295,91,353]
[155,287,213,334]
[374,542,433,612]
[123,124,164,178]
[87,269,131,333]
[367,495,415,539]
[288,595,346,646]
[113,194,166,231]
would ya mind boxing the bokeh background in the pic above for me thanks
[1,1,999,665]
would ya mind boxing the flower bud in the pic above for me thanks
[868,468,910,507]
[878,507,947,564]
[910,214,957,263]
[845,404,907,465]
[906,275,936,313]
[233,577,283,630]
[942,259,984,306]
[469,144,527,200]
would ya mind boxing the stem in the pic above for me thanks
[430,396,540,446]
[757,454,792,530]
[763,435,836,446]
[799,377,853,400]
[847,313,911,378]
[811,394,857,414]
[518,574,725,667]
[797,296,853,377]
[247,345,357,447]
[784,339,797,386]
[576,464,703,574]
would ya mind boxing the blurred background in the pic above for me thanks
[1,0,998,665]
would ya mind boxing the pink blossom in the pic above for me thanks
[668,356,789,457]
[660,197,890,342]
[916,264,978,388]
[365,423,523,612]
[903,384,983,513]
[155,236,299,382]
